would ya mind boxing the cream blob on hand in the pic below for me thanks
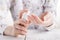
[22,11,30,20]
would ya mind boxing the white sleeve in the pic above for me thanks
[43,0,57,13]
[10,0,23,20]
[0,1,14,34]
[35,23,56,32]
[0,11,14,35]
[42,0,58,30]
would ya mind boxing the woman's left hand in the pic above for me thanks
[42,12,53,27]
[28,12,53,27]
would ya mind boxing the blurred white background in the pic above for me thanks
[56,0,60,29]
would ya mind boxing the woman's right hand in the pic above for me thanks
[14,19,29,36]
[14,9,30,36]
[3,9,30,37]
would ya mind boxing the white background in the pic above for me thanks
[56,0,60,29]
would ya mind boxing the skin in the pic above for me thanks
[28,12,53,27]
[4,9,53,36]
[4,9,30,36]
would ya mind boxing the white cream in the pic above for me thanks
[22,11,30,20]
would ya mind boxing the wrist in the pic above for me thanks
[3,26,15,36]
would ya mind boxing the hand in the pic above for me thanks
[42,12,53,27]
[14,19,29,36]
[28,12,53,27]
[3,19,29,37]
[28,14,43,24]
[3,9,30,37]
[14,9,30,36]
[18,9,28,19]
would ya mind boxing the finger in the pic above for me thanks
[44,12,52,21]
[15,19,27,27]
[28,15,42,24]
[28,15,37,24]
[28,16,32,22]
[40,12,48,21]
[15,19,29,28]
[24,20,30,28]
[41,12,48,17]
[31,14,43,24]
[19,9,28,19]
[19,19,29,27]
[26,16,31,24]
[15,29,27,35]
[15,24,27,31]
[42,18,53,27]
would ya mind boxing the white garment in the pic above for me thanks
[0,0,14,34]
[0,0,57,34]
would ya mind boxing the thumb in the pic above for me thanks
[18,9,28,19]
[40,12,48,21]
